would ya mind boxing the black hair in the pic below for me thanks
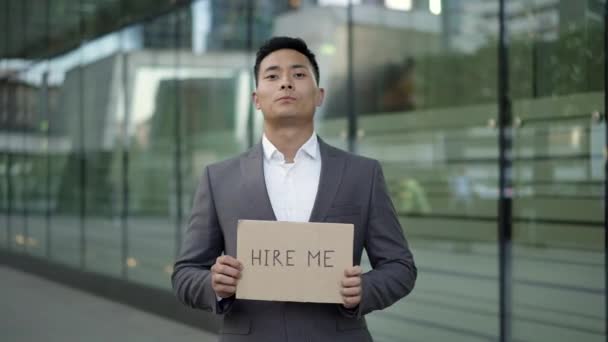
[254,36,320,86]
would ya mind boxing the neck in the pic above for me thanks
[264,124,314,163]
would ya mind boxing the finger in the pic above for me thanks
[218,255,243,270]
[343,296,361,306]
[341,277,361,288]
[344,266,362,277]
[213,273,238,286]
[214,284,236,295]
[340,287,361,297]
[212,264,241,278]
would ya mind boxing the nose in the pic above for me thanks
[280,75,294,90]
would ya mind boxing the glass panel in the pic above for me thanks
[353,1,500,341]
[0,147,6,247]
[81,31,124,277]
[10,71,29,254]
[20,66,48,258]
[126,8,191,289]
[40,50,80,264]
[508,0,606,341]
[1,74,14,250]
[0,58,6,248]
[46,39,87,268]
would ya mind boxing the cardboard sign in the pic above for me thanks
[236,220,353,303]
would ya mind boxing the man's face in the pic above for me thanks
[253,49,324,126]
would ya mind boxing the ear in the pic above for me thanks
[315,88,325,107]
[252,91,261,110]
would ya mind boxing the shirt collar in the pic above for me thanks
[262,132,319,162]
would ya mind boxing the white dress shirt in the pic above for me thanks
[262,132,321,222]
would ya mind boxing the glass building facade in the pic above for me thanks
[1,0,606,341]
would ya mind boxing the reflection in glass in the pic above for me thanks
[351,2,501,341]
[508,1,605,341]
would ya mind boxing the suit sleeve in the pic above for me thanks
[352,160,417,317]
[171,166,233,314]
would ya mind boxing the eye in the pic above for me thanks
[294,72,306,78]
[265,74,278,80]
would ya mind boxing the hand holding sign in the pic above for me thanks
[341,265,362,309]
[211,255,243,299]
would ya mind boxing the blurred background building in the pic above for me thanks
[0,0,606,341]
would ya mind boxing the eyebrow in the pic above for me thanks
[263,64,308,73]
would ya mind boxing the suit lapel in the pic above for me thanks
[308,138,345,222]
[239,143,277,221]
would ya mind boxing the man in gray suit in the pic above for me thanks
[172,36,416,341]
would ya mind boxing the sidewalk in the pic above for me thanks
[0,266,218,342]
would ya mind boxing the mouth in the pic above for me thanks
[276,96,296,102]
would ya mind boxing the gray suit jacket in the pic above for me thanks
[172,137,417,342]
